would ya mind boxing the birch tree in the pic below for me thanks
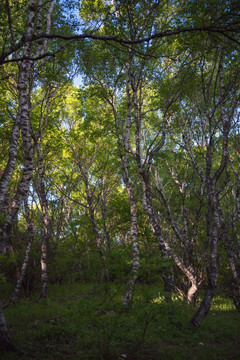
[0,0,65,349]
[175,45,240,326]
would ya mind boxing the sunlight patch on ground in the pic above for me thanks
[211,297,235,311]
[151,293,166,304]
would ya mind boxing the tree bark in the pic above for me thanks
[0,1,56,349]
[154,177,201,302]
[188,287,214,327]
[187,49,231,326]
[120,60,141,306]
[10,200,34,302]
[0,1,35,348]
[34,143,52,299]
[122,176,140,306]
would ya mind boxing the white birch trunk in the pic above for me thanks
[122,177,140,306]
[190,49,230,326]
[35,144,51,299]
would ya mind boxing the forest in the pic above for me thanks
[0,0,240,359]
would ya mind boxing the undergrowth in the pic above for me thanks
[1,282,240,360]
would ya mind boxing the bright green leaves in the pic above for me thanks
[79,0,111,24]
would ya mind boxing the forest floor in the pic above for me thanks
[1,282,240,360]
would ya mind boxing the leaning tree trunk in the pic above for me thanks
[0,58,32,254]
[188,50,230,326]
[155,178,201,303]
[189,191,219,327]
[142,171,202,303]
[126,53,175,301]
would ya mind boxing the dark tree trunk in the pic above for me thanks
[189,193,219,326]
[0,305,16,352]
[188,287,214,327]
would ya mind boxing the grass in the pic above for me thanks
[1,282,240,360]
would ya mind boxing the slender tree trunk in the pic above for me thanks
[188,50,230,326]
[154,177,201,302]
[35,144,51,299]
[0,1,36,350]
[120,63,141,304]
[141,171,173,301]
[101,178,111,253]
[119,55,141,305]
[86,181,109,282]
[70,146,110,281]
[0,0,36,220]
[40,234,48,299]
[10,200,34,302]
[0,60,32,254]
[102,49,141,305]
[189,191,219,327]
[0,118,20,217]
[122,177,140,306]
[0,0,55,349]
[82,228,91,276]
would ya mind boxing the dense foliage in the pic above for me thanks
[0,0,240,356]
